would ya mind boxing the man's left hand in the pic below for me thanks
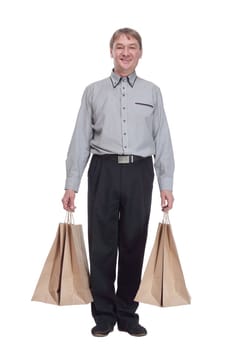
[160,190,174,212]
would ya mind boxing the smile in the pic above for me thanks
[120,59,131,63]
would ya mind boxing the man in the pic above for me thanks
[62,28,174,337]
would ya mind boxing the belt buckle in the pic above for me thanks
[118,155,130,164]
[117,155,134,164]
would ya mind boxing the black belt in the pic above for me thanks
[95,154,150,164]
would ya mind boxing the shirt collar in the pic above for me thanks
[110,70,137,88]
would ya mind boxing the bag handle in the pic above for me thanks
[64,211,75,224]
[162,212,170,224]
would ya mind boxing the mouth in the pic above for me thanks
[120,58,131,64]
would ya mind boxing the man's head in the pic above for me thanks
[110,28,142,77]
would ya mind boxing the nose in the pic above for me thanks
[122,47,130,56]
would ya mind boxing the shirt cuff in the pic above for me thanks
[158,176,173,192]
[64,178,80,193]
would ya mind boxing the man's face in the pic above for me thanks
[110,34,142,76]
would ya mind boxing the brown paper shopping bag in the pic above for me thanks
[135,213,191,307]
[31,213,93,305]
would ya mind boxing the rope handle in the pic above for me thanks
[64,211,75,224]
[162,212,170,224]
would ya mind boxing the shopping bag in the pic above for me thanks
[31,212,93,305]
[135,213,191,307]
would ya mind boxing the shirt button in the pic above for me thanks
[123,107,125,109]
[123,132,127,135]
[123,120,126,122]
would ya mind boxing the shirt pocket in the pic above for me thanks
[135,102,154,108]
[134,102,155,120]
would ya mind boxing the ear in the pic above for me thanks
[110,48,113,58]
[139,49,143,58]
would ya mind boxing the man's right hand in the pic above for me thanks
[62,189,76,212]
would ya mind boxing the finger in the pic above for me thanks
[162,207,168,212]
[62,199,68,210]
[67,203,76,212]
[163,199,173,212]
[161,200,168,210]
[62,198,72,211]
[68,197,75,210]
[161,195,167,208]
[62,201,68,208]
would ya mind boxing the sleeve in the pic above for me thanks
[64,85,93,192]
[153,87,175,191]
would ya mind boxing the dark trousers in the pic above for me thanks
[87,155,154,328]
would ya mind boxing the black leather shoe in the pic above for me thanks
[91,324,114,337]
[118,324,147,337]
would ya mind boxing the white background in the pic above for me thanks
[1,0,233,349]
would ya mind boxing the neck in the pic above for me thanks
[114,68,134,77]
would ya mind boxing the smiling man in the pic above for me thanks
[110,32,142,76]
[62,28,175,337]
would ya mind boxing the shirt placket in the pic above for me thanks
[121,77,129,154]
